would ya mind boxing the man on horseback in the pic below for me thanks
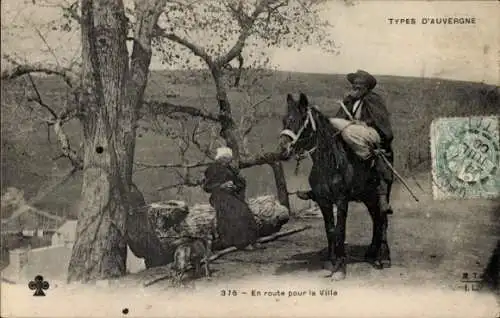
[295,70,394,215]
[336,69,394,214]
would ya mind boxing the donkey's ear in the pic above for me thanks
[298,93,309,108]
[286,93,294,104]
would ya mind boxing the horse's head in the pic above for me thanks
[279,92,317,159]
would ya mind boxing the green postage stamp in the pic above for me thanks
[430,116,500,200]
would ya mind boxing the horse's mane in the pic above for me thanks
[309,106,349,170]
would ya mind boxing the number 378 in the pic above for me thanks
[220,290,238,296]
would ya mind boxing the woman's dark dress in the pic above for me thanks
[202,163,258,250]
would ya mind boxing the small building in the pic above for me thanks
[1,204,65,235]
[51,220,78,246]
[2,213,146,283]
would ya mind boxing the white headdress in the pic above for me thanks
[215,147,233,160]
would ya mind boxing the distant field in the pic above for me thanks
[1,69,498,218]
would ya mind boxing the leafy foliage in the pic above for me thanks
[152,0,337,71]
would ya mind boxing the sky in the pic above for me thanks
[268,1,499,84]
[1,0,498,85]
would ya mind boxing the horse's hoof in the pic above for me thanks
[371,260,384,270]
[330,270,346,281]
[381,259,392,269]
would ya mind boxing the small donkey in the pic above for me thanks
[172,236,212,285]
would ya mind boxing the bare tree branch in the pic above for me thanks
[240,94,272,137]
[53,121,83,169]
[26,74,58,120]
[135,162,209,170]
[154,149,286,192]
[33,26,62,69]
[217,0,270,66]
[191,119,218,160]
[21,72,84,169]
[153,26,215,68]
[239,150,287,169]
[1,54,77,88]
[62,1,81,24]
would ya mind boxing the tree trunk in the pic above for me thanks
[233,54,244,88]
[211,67,241,163]
[126,183,170,268]
[269,162,290,211]
[121,0,170,269]
[67,0,170,282]
[67,0,132,283]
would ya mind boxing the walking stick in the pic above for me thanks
[337,101,420,202]
[375,151,420,202]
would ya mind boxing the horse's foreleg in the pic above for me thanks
[318,202,335,264]
[329,200,348,280]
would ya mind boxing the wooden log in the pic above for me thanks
[147,195,290,252]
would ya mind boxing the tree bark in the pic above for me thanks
[126,183,170,268]
[211,67,241,163]
[68,0,170,282]
[269,162,290,211]
[67,0,131,283]
[122,0,170,269]
[233,53,244,88]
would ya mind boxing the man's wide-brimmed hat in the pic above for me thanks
[347,70,377,90]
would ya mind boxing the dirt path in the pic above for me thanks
[2,185,499,318]
[141,179,499,294]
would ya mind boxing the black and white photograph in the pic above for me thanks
[0,0,499,317]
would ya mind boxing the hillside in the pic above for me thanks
[1,69,498,218]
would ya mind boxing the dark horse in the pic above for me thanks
[278,92,392,280]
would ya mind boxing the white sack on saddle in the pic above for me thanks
[329,118,381,160]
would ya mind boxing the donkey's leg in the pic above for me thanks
[317,201,335,269]
[329,199,348,281]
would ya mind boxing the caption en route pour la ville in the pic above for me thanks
[220,289,339,297]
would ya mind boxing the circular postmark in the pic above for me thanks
[434,117,499,198]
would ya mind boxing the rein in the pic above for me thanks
[279,107,318,174]
[280,106,344,174]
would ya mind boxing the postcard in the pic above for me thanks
[1,0,498,317]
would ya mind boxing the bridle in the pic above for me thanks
[279,107,318,159]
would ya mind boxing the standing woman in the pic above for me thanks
[202,147,261,251]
